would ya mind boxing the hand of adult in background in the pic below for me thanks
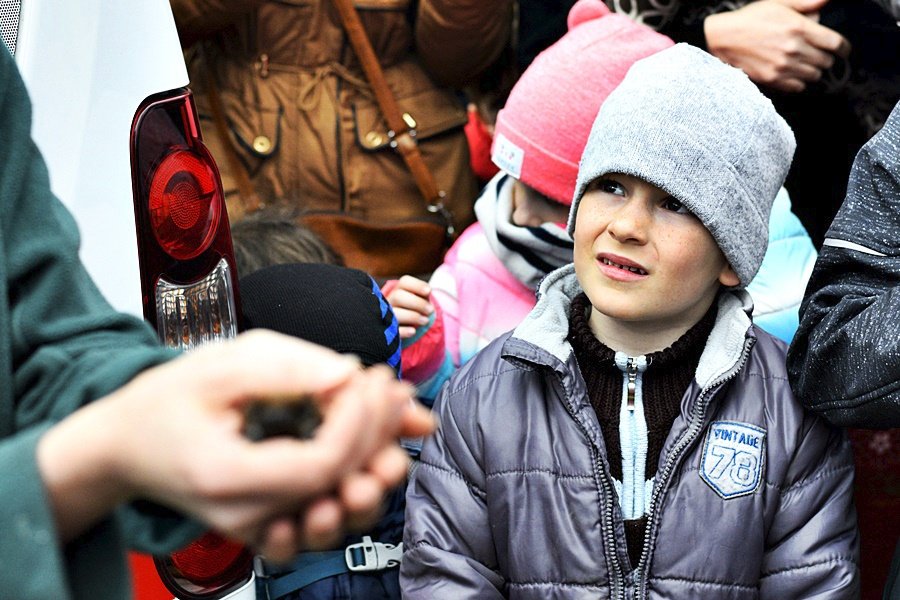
[36,330,434,563]
[704,0,851,93]
[384,275,435,339]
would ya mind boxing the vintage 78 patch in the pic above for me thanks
[700,421,766,499]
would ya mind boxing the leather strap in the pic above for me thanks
[331,0,453,234]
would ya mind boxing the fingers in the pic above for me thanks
[259,516,301,564]
[397,400,437,439]
[777,0,830,13]
[389,288,434,322]
[163,330,361,408]
[772,0,850,58]
[770,77,807,94]
[385,276,434,338]
[258,497,346,562]
[395,275,431,298]
[795,43,835,71]
[300,497,345,551]
[232,368,412,496]
[339,473,388,531]
[313,366,414,467]
[802,20,851,58]
[775,20,849,91]
[367,444,413,488]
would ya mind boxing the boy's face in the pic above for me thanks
[511,180,570,228]
[573,173,739,333]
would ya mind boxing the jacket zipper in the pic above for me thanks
[626,357,638,411]
[555,373,626,599]
[632,336,756,599]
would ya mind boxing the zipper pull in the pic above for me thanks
[626,357,637,411]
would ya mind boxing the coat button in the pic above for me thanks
[365,131,384,147]
[252,135,272,154]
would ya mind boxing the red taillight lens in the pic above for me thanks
[155,532,253,599]
[130,89,242,337]
[148,149,220,260]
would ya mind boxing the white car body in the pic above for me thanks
[4,1,255,597]
[12,0,185,317]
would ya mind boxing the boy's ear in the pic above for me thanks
[718,263,740,288]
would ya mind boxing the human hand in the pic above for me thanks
[383,275,434,338]
[704,0,851,93]
[38,331,434,561]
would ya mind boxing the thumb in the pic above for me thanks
[775,0,830,13]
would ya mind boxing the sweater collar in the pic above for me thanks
[567,292,717,371]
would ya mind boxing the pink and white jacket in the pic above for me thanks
[384,173,572,403]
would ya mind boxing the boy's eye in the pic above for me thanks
[593,178,625,196]
[661,197,691,214]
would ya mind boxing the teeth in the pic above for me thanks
[601,257,646,275]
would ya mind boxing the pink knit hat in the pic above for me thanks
[491,0,673,206]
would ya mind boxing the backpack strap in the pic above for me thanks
[257,537,403,599]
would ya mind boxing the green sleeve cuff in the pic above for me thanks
[0,424,73,599]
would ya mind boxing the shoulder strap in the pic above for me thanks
[331,0,454,235]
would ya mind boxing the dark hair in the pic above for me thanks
[230,207,344,277]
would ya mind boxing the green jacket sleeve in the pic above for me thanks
[0,47,201,599]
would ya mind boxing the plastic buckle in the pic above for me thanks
[253,555,270,578]
[344,536,403,572]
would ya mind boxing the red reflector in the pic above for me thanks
[148,149,220,260]
[169,532,251,585]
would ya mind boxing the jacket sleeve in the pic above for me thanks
[381,279,452,404]
[786,102,900,428]
[0,48,199,599]
[400,384,506,598]
[415,0,514,87]
[759,415,860,598]
[170,0,266,47]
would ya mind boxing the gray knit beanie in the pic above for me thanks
[567,44,796,287]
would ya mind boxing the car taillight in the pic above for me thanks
[154,532,253,600]
[131,89,250,597]
[130,88,241,350]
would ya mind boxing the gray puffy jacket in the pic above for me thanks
[402,265,859,599]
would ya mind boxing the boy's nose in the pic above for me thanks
[607,200,650,244]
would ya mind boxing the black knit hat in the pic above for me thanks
[240,263,401,375]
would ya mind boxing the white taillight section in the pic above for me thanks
[155,258,237,351]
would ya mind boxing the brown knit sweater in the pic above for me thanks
[567,292,717,568]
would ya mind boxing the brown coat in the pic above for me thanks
[172,0,512,237]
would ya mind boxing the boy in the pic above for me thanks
[401,44,859,599]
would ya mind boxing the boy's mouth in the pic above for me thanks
[599,256,648,276]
